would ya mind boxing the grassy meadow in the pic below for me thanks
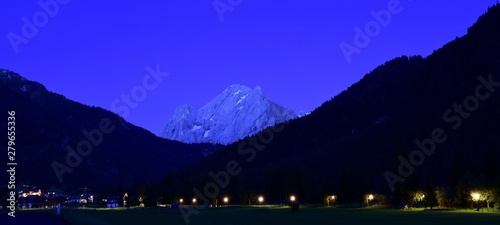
[4,206,499,225]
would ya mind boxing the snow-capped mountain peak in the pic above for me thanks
[159,84,297,145]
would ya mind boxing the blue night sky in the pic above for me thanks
[1,1,496,134]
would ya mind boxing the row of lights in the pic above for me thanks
[178,195,299,204]
[178,192,484,205]
[178,197,231,204]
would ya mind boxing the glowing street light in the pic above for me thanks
[290,195,296,202]
[418,194,426,202]
[179,198,183,203]
[471,193,481,201]
[223,197,229,204]
[192,198,197,204]
[258,196,264,204]
[327,195,336,206]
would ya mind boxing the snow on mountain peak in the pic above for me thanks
[159,84,297,145]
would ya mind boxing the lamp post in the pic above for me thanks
[366,194,374,206]
[327,195,336,207]
[289,195,299,212]
[223,197,228,207]
[123,193,128,209]
[471,192,480,210]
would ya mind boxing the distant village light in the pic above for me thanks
[223,197,229,203]
[192,198,197,203]
[290,195,296,202]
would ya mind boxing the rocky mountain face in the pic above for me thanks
[160,84,297,145]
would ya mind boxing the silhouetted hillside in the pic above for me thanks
[164,5,500,205]
[0,71,219,192]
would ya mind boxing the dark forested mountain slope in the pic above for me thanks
[166,5,500,204]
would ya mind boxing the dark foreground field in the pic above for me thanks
[1,207,499,225]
